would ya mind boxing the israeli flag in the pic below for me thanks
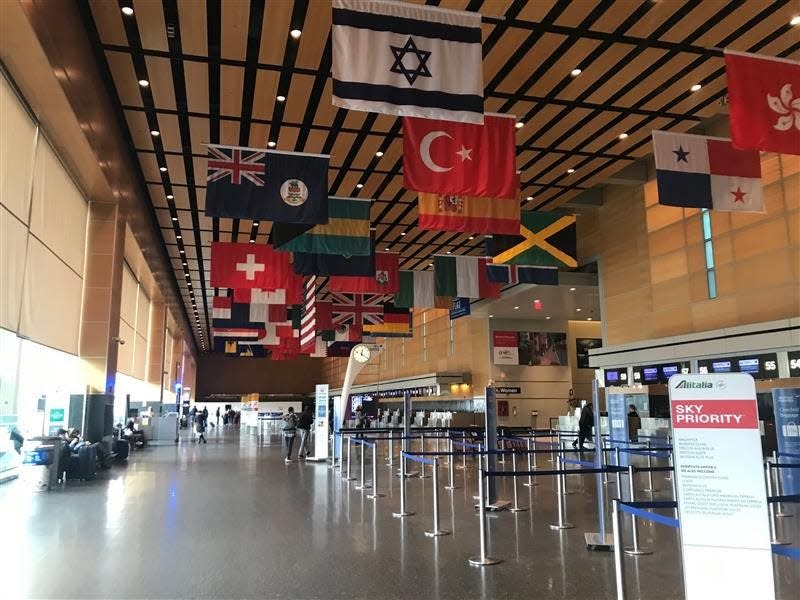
[332,0,484,123]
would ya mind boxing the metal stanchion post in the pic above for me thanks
[461,434,467,471]
[614,447,622,487]
[367,443,384,499]
[468,469,502,566]
[387,430,394,466]
[612,499,627,600]
[602,437,611,486]
[343,436,356,481]
[473,442,483,500]
[355,441,370,490]
[425,457,451,537]
[643,441,658,493]
[766,462,789,544]
[523,437,537,488]
[510,450,527,513]
[549,454,574,530]
[445,438,458,490]
[393,453,415,518]
[668,454,678,518]
[419,433,430,478]
[499,439,506,465]
[664,435,672,481]
[773,452,792,518]
[623,465,652,555]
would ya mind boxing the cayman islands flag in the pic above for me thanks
[652,131,763,213]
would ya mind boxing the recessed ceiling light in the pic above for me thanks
[356,183,364,189]
[526,195,534,201]
[446,250,452,254]
[428,262,433,267]
[276,95,286,102]
[150,130,160,137]
[514,306,519,310]
[180,249,185,254]
[401,231,407,236]
[171,217,178,221]
[254,221,260,226]
[618,132,628,140]
[690,84,702,92]
[468,236,474,240]
[290,29,302,39]
[167,194,174,200]
[570,68,582,77]
[375,151,384,157]
[160,166,167,172]
[176,235,182,240]
[791,15,800,26]
[567,168,575,174]
[546,316,551,320]
[569,287,576,291]
[515,121,524,129]
[138,79,149,87]
[576,308,582,312]
[534,298,540,302]
[182,262,187,266]
[249,239,255,244]
[121,6,134,16]
[385,247,390,251]
[185,274,190,278]
[267,141,276,148]
[587,317,593,321]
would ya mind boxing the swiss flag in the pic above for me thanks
[403,114,518,199]
[328,252,400,294]
[210,242,294,290]
[725,50,800,155]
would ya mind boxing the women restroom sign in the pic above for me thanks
[669,374,773,600]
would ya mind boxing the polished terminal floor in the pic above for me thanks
[1,428,797,599]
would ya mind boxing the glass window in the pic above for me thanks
[707,270,718,299]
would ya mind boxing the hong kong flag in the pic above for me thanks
[724,50,800,155]
[210,242,294,290]
[403,114,518,199]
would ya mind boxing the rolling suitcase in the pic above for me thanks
[113,439,130,460]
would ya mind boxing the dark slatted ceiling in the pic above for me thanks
[79,0,800,352]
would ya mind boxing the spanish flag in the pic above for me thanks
[417,192,520,235]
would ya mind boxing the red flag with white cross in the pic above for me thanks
[210,242,294,290]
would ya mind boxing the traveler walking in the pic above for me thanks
[196,409,207,444]
[572,402,594,450]
[627,404,642,442]
[216,407,221,428]
[297,406,313,459]
[283,407,299,463]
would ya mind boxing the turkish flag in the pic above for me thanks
[725,50,800,155]
[328,252,400,294]
[210,242,293,290]
[403,114,518,198]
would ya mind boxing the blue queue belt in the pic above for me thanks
[401,451,435,466]
[618,501,679,528]
[351,438,375,448]
[617,447,673,459]
[485,466,625,477]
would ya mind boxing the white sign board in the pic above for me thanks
[669,374,773,600]
[312,384,329,460]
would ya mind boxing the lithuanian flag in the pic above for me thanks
[418,192,520,235]
[271,197,371,255]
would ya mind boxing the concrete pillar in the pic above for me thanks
[79,201,125,394]
[147,301,167,405]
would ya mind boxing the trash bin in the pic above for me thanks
[20,436,62,491]
[530,410,539,428]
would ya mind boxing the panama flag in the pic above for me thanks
[652,131,763,213]
[724,50,800,156]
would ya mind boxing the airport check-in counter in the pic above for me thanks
[20,437,62,491]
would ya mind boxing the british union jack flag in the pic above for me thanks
[206,145,266,185]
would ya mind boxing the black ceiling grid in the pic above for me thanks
[163,0,210,349]
[295,32,333,153]
[530,0,793,210]
[207,0,222,311]
[75,0,197,351]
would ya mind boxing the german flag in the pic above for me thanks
[363,303,412,337]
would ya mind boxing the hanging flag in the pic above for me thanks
[212,296,232,320]
[224,341,238,354]
[315,301,334,332]
[331,0,484,123]
[328,252,399,294]
[433,255,499,299]
[204,145,329,223]
[363,303,412,337]
[418,191,520,234]
[724,50,800,156]
[272,198,371,256]
[212,327,265,340]
[395,270,435,309]
[331,293,385,326]
[487,212,577,268]
[486,264,559,286]
[300,277,317,354]
[210,242,295,290]
[403,115,517,198]
[652,130,764,212]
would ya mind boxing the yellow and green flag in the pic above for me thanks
[272,197,371,255]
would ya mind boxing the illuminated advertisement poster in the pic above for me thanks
[492,330,567,366]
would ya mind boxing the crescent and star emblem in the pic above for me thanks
[419,131,473,173]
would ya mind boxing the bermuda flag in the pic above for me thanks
[300,277,317,354]
[403,115,518,199]
[724,50,800,155]
[331,0,484,124]
[652,131,763,212]
[212,296,232,320]
[328,252,400,294]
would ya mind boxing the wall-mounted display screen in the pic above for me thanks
[492,330,567,366]
[632,362,687,384]
[697,353,779,380]
[604,369,628,387]
[643,367,659,382]
[662,365,679,378]
[789,350,800,378]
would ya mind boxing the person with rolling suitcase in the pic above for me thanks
[196,410,207,444]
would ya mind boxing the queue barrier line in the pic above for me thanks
[485,466,625,478]
[401,451,435,466]
[562,457,598,468]
[767,494,800,504]
[618,501,679,529]
[617,448,672,459]
[778,452,800,459]
[771,545,800,559]
[351,438,376,448]
[772,463,800,469]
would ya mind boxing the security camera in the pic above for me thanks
[112,337,126,345]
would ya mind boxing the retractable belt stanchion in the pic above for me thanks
[509,449,527,513]
[549,453,574,530]
[387,430,394,467]
[461,433,468,471]
[367,441,384,499]
[623,465,652,555]
[664,435,672,481]
[473,443,483,500]
[611,499,627,600]
[765,461,790,545]
[355,439,371,491]
[424,457,450,537]
[643,441,658,493]
[343,436,356,481]
[772,451,793,518]
[445,438,458,491]
[468,468,502,566]
[393,452,414,518]
[419,433,430,478]
[668,454,678,518]
[523,437,538,488]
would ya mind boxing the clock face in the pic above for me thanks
[353,344,371,363]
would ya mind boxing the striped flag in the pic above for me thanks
[486,264,559,285]
[300,277,317,354]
